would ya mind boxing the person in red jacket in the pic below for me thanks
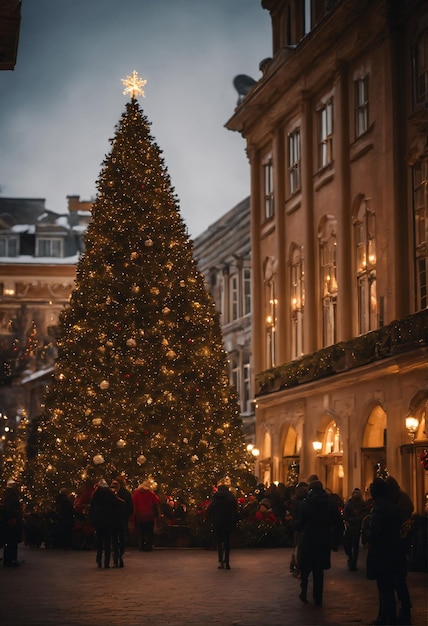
[132,480,160,552]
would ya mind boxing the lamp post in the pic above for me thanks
[312,441,322,454]
[405,416,419,443]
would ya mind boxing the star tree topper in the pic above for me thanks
[122,70,147,98]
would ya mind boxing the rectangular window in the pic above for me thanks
[0,236,19,257]
[243,360,251,414]
[243,268,251,315]
[415,30,428,104]
[231,359,241,407]
[318,99,333,169]
[231,275,239,321]
[263,157,274,220]
[288,129,301,195]
[355,77,369,138]
[37,238,63,257]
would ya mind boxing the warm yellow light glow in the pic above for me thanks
[312,440,322,452]
[122,70,147,98]
[246,443,254,452]
[405,416,419,432]
[251,447,260,457]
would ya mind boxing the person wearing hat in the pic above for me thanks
[131,480,160,552]
[207,482,238,570]
[293,479,344,607]
[1,479,23,567]
[254,498,279,524]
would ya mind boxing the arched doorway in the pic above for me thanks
[259,430,272,486]
[281,424,299,486]
[314,412,344,497]
[361,403,387,496]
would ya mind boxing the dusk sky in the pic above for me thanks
[0,1,271,237]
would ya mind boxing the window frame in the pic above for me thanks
[318,99,334,170]
[288,128,301,195]
[354,76,369,138]
[36,237,63,258]
[0,235,19,257]
[263,156,275,220]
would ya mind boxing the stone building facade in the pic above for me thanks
[0,195,91,436]
[226,0,428,510]
[193,196,255,442]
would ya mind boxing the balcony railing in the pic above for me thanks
[256,309,428,397]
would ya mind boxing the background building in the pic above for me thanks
[226,0,428,511]
[0,195,90,439]
[193,196,255,442]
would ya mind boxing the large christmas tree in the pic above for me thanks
[28,73,255,509]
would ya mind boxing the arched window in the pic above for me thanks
[318,216,338,346]
[290,243,305,358]
[353,196,377,333]
[264,256,278,368]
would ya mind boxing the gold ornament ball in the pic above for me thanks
[93,454,105,465]
[99,380,110,390]
[144,238,154,248]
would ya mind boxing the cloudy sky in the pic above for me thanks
[0,0,271,237]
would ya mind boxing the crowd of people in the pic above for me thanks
[0,472,423,625]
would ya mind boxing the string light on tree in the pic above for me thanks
[27,72,256,510]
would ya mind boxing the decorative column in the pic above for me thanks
[334,60,353,341]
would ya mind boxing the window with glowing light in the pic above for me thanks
[318,216,338,346]
[264,256,277,368]
[290,244,304,359]
[354,197,377,334]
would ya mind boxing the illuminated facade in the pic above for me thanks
[226,0,428,510]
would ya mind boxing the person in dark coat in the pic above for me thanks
[207,483,238,570]
[54,488,75,549]
[1,480,23,567]
[289,481,308,576]
[89,479,122,568]
[385,476,414,626]
[343,488,367,570]
[293,480,344,607]
[111,476,133,566]
[366,478,403,626]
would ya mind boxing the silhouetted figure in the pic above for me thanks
[343,488,367,570]
[366,478,402,626]
[294,480,344,607]
[207,483,238,570]
[1,480,23,567]
[89,479,121,568]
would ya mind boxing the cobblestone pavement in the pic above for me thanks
[0,544,426,626]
